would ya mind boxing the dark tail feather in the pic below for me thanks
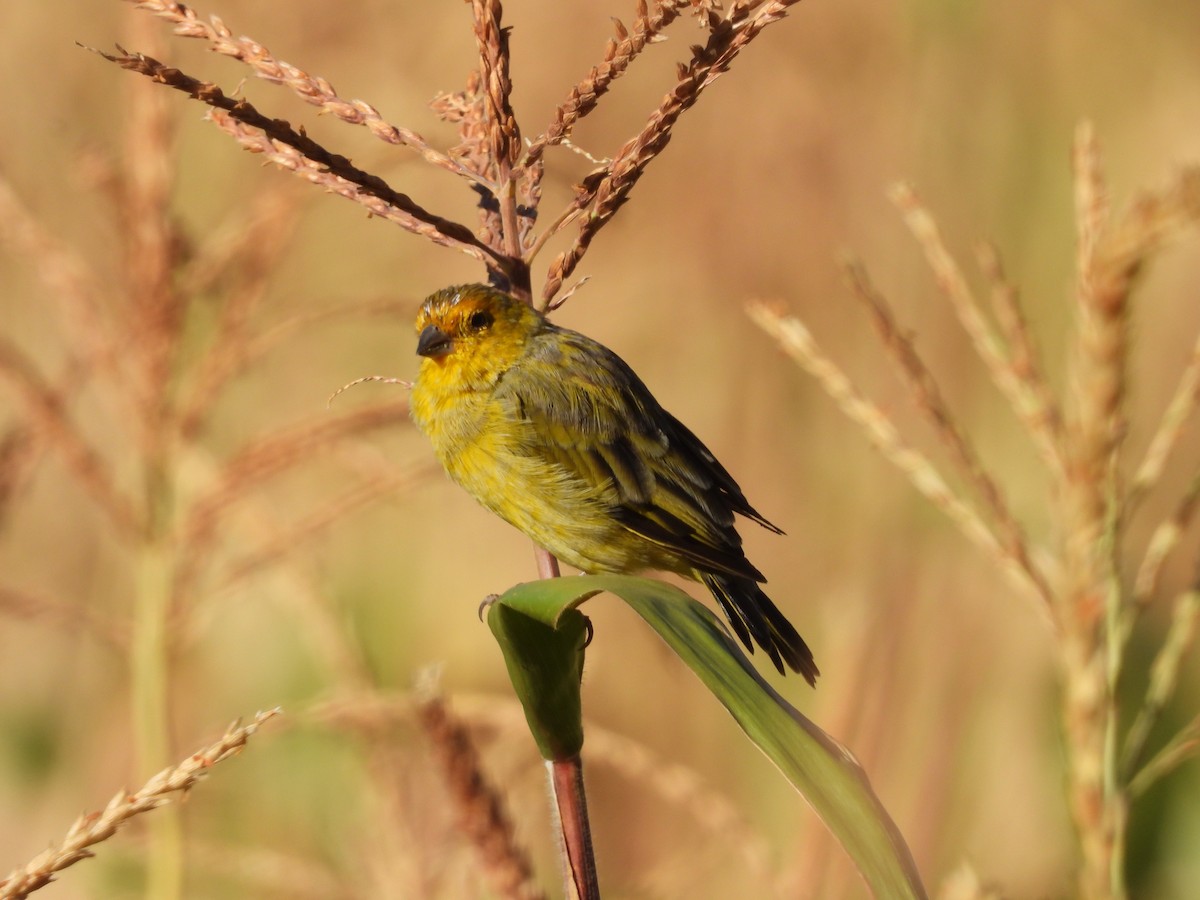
[701,574,819,687]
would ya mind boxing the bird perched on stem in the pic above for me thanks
[409,284,818,684]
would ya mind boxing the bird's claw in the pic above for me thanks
[478,593,501,621]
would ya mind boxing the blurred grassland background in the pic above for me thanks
[1,0,1199,897]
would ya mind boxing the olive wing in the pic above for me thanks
[496,326,777,581]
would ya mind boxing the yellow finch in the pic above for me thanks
[409,284,818,684]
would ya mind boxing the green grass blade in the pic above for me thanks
[486,597,589,761]
[492,574,927,899]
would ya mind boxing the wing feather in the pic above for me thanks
[494,325,774,580]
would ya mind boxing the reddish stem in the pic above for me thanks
[549,755,599,900]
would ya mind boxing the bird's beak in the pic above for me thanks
[416,325,453,358]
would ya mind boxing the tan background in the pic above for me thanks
[1,1,1198,897]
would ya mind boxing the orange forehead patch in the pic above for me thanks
[417,286,514,334]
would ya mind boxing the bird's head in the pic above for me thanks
[413,284,544,390]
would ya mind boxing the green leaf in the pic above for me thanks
[486,596,589,761]
[488,574,927,900]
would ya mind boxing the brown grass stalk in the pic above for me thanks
[177,481,374,689]
[207,107,506,269]
[541,0,803,305]
[315,688,777,888]
[0,426,38,528]
[0,339,141,537]
[841,259,1053,608]
[747,302,1046,607]
[174,185,299,295]
[471,0,520,179]
[1064,125,1123,595]
[524,0,694,166]
[975,241,1067,476]
[1060,125,1149,900]
[753,122,1199,898]
[214,461,440,590]
[0,175,137,411]
[891,184,1067,481]
[108,1,813,311]
[123,18,181,425]
[179,297,413,438]
[415,685,545,900]
[1128,711,1200,799]
[90,46,505,272]
[1121,587,1199,778]
[184,401,411,526]
[0,586,126,650]
[0,710,279,900]
[173,399,410,606]
[1130,328,1200,506]
[582,718,774,885]
[175,192,301,438]
[433,71,510,261]
[123,0,478,180]
[1131,473,1200,608]
[469,0,529,291]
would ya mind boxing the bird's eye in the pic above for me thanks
[467,310,494,331]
